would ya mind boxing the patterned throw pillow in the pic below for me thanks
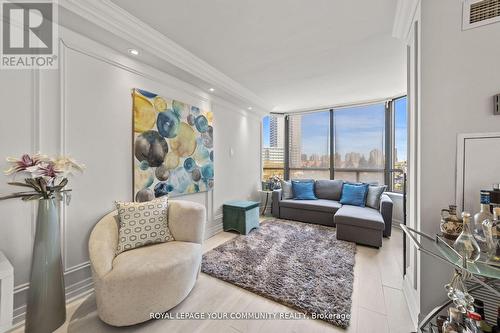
[115,197,174,255]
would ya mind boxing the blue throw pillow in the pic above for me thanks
[340,183,369,207]
[292,180,317,200]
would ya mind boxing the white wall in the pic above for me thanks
[387,192,404,225]
[418,0,500,316]
[0,26,261,324]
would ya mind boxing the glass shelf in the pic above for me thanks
[401,225,500,280]
[402,225,500,332]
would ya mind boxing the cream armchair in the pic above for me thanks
[89,200,206,326]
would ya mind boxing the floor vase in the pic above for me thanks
[25,198,66,333]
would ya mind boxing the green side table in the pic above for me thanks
[223,201,260,235]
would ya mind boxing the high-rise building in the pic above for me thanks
[288,115,302,167]
[269,116,284,148]
[262,116,285,179]
[368,149,384,168]
[261,147,285,164]
[344,152,361,168]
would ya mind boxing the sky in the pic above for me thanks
[262,116,270,147]
[333,104,385,157]
[394,97,408,161]
[262,97,407,161]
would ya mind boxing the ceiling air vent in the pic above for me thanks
[463,0,500,30]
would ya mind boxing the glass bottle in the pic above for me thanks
[473,299,492,333]
[454,212,481,262]
[474,191,493,243]
[443,307,466,333]
[482,207,500,263]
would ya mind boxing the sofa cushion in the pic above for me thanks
[281,180,293,199]
[366,185,387,209]
[111,241,201,279]
[314,179,343,201]
[340,183,369,207]
[334,205,385,231]
[280,199,341,213]
[292,180,317,200]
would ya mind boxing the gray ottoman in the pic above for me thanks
[334,205,385,248]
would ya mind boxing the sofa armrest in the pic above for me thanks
[380,194,393,237]
[168,200,206,244]
[272,189,282,217]
[89,211,119,279]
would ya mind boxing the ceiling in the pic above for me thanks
[109,0,406,112]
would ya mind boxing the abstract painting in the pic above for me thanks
[132,88,214,201]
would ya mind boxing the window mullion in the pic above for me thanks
[284,115,290,180]
[330,109,334,180]
[384,101,393,189]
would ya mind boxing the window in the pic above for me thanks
[288,111,330,180]
[392,96,407,192]
[333,103,386,184]
[261,96,407,191]
[262,115,285,181]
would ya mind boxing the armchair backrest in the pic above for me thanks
[89,211,119,278]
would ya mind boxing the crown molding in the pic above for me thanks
[392,0,420,42]
[58,0,273,114]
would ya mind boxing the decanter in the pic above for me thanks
[473,191,493,244]
[442,307,466,333]
[453,212,481,262]
[482,207,500,263]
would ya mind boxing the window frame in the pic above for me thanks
[390,95,408,193]
[262,95,407,192]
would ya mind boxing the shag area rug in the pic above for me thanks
[201,219,356,328]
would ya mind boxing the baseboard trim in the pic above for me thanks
[392,220,403,229]
[206,215,223,238]
[66,277,94,301]
[402,275,419,330]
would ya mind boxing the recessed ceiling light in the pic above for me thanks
[209,88,215,92]
[128,48,139,56]
[247,106,253,110]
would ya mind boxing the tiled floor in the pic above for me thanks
[12,224,415,333]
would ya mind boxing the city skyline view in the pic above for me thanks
[262,100,407,163]
[262,97,407,189]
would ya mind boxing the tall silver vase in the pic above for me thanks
[25,198,66,333]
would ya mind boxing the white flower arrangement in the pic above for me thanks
[1,153,84,201]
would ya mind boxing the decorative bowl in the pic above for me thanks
[440,221,463,240]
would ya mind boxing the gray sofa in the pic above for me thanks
[271,179,393,248]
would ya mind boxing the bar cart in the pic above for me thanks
[402,225,500,333]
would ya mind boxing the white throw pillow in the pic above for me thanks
[281,180,293,199]
[366,185,387,209]
[115,197,174,255]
